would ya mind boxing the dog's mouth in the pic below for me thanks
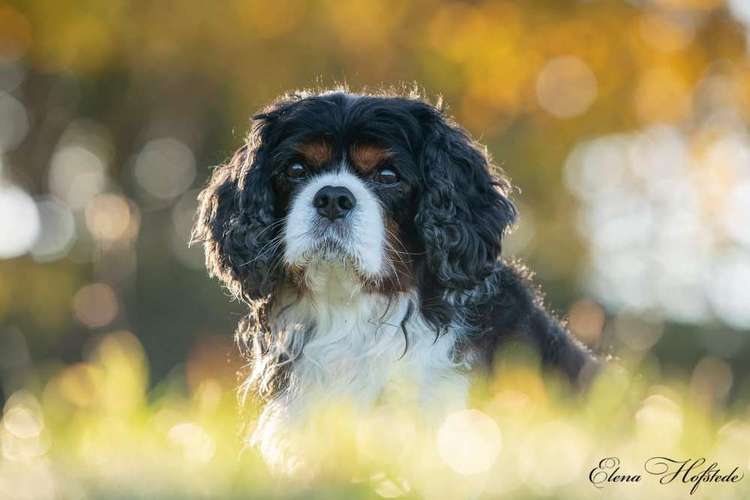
[308,235,348,260]
[297,227,355,264]
[312,218,351,239]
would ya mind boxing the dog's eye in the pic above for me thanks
[374,167,399,185]
[286,163,308,179]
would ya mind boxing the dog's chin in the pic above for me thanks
[286,235,379,283]
[305,237,351,264]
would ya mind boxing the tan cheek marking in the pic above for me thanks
[350,144,392,174]
[297,141,332,168]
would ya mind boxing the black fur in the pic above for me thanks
[193,89,596,393]
[413,104,517,289]
[456,260,595,381]
[193,121,280,300]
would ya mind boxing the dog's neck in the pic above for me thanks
[277,262,467,400]
[252,262,470,471]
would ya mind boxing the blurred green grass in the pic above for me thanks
[2,331,749,499]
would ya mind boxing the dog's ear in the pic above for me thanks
[192,118,279,302]
[414,105,517,289]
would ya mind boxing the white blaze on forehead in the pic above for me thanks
[284,170,386,277]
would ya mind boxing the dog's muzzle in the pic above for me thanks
[284,170,385,277]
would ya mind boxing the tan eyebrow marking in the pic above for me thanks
[296,140,333,168]
[350,144,393,174]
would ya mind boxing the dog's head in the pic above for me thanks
[193,91,516,311]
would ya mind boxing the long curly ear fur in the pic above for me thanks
[192,120,279,301]
[414,106,517,289]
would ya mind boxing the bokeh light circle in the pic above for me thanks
[437,409,502,475]
[31,197,76,262]
[72,283,119,328]
[536,56,598,118]
[49,144,108,210]
[0,185,39,258]
[134,138,196,200]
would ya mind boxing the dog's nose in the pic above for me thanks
[312,185,356,220]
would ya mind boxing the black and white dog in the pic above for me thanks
[193,90,596,470]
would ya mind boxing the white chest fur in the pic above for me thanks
[250,264,470,471]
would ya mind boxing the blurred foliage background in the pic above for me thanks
[1,0,750,498]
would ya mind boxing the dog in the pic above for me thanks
[192,89,597,471]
